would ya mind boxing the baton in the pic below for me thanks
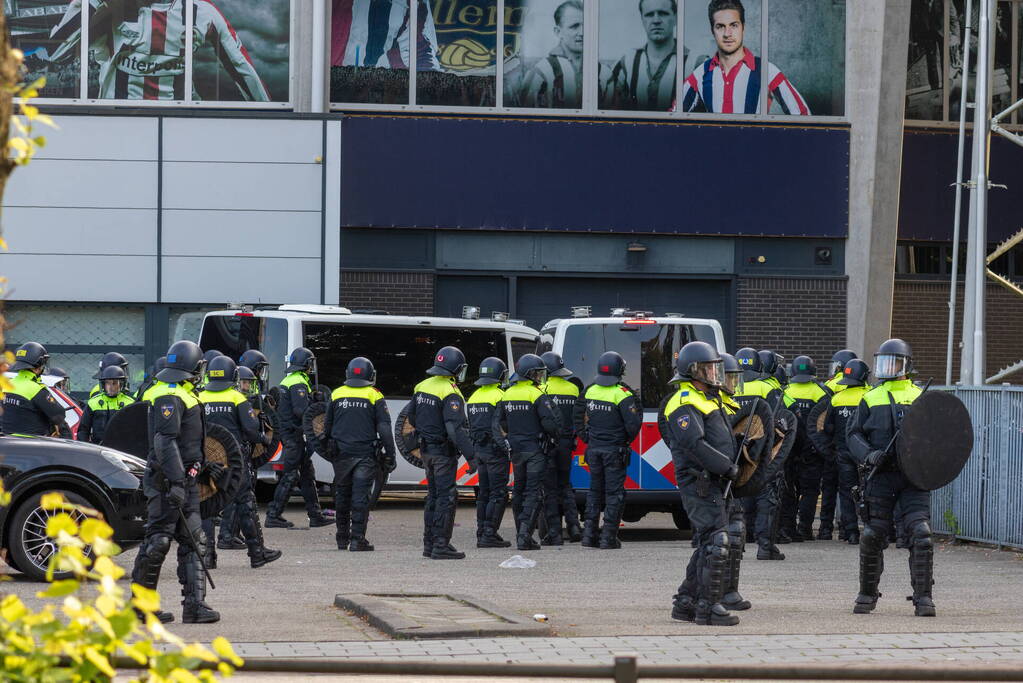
[863,377,934,487]
[723,396,760,500]
[178,508,216,590]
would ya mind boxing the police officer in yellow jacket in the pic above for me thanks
[89,351,130,399]
[410,346,476,560]
[782,355,832,541]
[79,365,135,444]
[493,354,561,551]
[817,349,858,539]
[468,357,511,548]
[847,339,933,617]
[540,351,583,544]
[661,342,740,626]
[573,351,641,550]
[321,357,396,552]
[2,342,71,437]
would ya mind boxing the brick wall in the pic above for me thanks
[736,277,848,371]
[340,271,435,315]
[892,279,1023,384]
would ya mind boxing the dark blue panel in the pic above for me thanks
[341,116,849,238]
[900,130,1020,243]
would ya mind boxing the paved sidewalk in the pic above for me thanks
[229,631,1023,665]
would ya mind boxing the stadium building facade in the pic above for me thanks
[2,0,1022,393]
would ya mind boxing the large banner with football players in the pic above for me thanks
[7,0,291,103]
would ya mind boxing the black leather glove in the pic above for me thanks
[203,462,227,487]
[381,452,397,474]
[313,390,326,403]
[466,456,478,475]
[726,464,740,482]
[865,450,886,468]
[167,481,186,509]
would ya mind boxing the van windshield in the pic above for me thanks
[303,323,506,398]
[198,315,288,385]
[561,323,717,409]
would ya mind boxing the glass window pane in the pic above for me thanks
[767,0,844,116]
[680,0,763,114]
[4,304,145,346]
[7,0,82,98]
[198,315,263,359]
[417,0,497,106]
[951,0,1014,119]
[191,0,290,102]
[504,0,586,109]
[907,0,945,120]
[331,0,411,104]
[598,0,679,112]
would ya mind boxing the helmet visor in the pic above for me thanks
[455,364,468,383]
[526,367,548,385]
[692,360,724,388]
[874,354,908,379]
[194,359,208,384]
[103,379,123,397]
[255,363,269,383]
[828,361,842,377]
[723,371,741,396]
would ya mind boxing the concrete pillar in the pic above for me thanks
[845,0,912,358]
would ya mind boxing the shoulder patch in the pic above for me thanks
[248,408,256,420]
[161,403,174,419]
[45,393,55,403]
[678,414,690,430]
[450,400,461,412]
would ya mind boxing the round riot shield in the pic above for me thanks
[100,402,150,459]
[729,398,773,488]
[768,408,797,468]
[251,406,282,468]
[805,398,832,456]
[393,404,423,469]
[199,422,246,518]
[897,391,973,491]
[303,401,327,450]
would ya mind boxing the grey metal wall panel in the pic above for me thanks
[4,207,157,255]
[162,119,322,163]
[160,256,321,303]
[323,121,342,305]
[35,116,158,161]
[161,210,321,258]
[6,159,158,209]
[162,162,321,211]
[436,232,536,270]
[0,255,157,301]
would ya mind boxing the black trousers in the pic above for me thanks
[511,450,546,537]
[675,473,729,607]
[332,454,378,540]
[819,456,840,533]
[422,447,459,550]
[583,447,627,539]
[476,445,510,535]
[269,435,321,518]
[795,455,823,533]
[836,454,860,536]
[543,437,580,535]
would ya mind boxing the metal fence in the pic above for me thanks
[930,385,1023,549]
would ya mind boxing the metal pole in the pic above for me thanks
[947,0,974,386]
[311,0,327,113]
[969,0,993,385]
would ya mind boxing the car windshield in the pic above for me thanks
[560,322,717,409]
[303,323,506,398]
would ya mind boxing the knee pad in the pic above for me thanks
[860,526,886,553]
[148,533,172,562]
[910,521,933,548]
[707,530,729,558]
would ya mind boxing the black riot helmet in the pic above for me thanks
[346,357,377,387]
[734,347,761,382]
[540,351,572,378]
[202,349,224,364]
[92,351,128,379]
[158,340,204,384]
[757,350,779,376]
[475,357,508,386]
[286,347,317,375]
[238,349,270,384]
[720,352,743,396]
[427,346,468,383]
[237,365,257,394]
[12,342,49,372]
[789,355,817,383]
[838,358,871,387]
[874,338,913,380]
[511,353,548,385]
[205,355,239,392]
[594,351,626,387]
[99,364,127,397]
[49,366,71,393]
[774,364,789,387]
[828,349,858,378]
[676,341,724,387]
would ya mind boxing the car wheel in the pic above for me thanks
[9,490,94,581]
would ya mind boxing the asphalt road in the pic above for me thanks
[4,497,1023,644]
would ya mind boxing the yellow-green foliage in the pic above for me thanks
[0,489,243,682]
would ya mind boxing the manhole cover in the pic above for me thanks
[334,593,551,639]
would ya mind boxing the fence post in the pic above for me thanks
[996,384,1009,549]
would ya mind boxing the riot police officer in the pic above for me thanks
[847,339,933,617]
[409,346,476,559]
[133,340,219,624]
[467,357,511,548]
[661,342,739,626]
[782,355,831,541]
[239,350,271,398]
[2,342,71,437]
[494,354,561,551]
[818,349,858,539]
[90,351,130,398]
[265,347,331,529]
[572,351,641,550]
[135,357,167,401]
[826,350,858,393]
[321,357,396,552]
[539,351,583,544]
[734,348,783,408]
[809,358,870,545]
[79,365,135,444]
[199,356,282,569]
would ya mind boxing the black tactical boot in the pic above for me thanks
[478,524,511,548]
[430,542,466,560]
[798,526,815,541]
[671,594,695,623]
[542,527,564,546]
[264,514,294,529]
[598,526,621,549]
[847,530,860,545]
[517,533,541,551]
[817,527,833,541]
[216,537,246,550]
[309,514,334,528]
[776,529,794,544]
[853,547,884,614]
[694,601,740,626]
[909,537,936,617]
[134,607,174,624]
[756,542,785,561]
[580,518,600,548]
[250,548,282,568]
[566,522,583,543]
[721,545,751,610]
[182,601,221,624]
[336,532,350,550]
[349,538,374,552]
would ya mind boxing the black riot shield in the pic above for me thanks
[769,408,798,468]
[897,391,974,491]
[199,422,247,518]
[302,401,327,452]
[250,405,282,469]
[805,397,833,456]
[100,402,150,459]
[729,398,774,490]
[393,404,424,469]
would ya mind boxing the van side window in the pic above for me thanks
[199,315,262,361]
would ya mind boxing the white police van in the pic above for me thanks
[195,305,539,499]
[537,308,726,528]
